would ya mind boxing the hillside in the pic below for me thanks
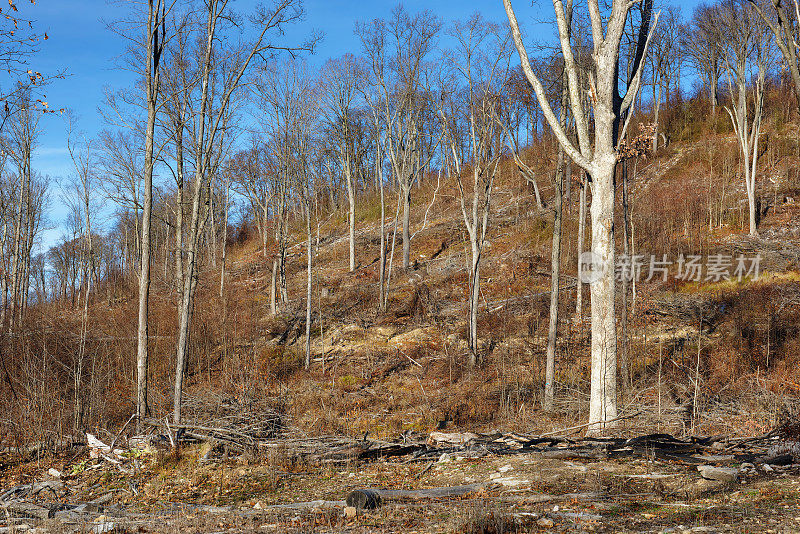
[4,97,800,532]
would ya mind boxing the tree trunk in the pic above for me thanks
[346,162,356,272]
[137,87,157,431]
[219,180,229,298]
[545,84,568,412]
[544,148,564,412]
[305,199,313,369]
[377,144,386,312]
[401,184,411,270]
[468,244,480,366]
[587,156,618,436]
[652,81,662,152]
[270,258,278,315]
[620,159,631,391]
[575,173,586,322]
[175,129,185,293]
[136,0,163,432]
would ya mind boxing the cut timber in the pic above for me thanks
[260,500,346,511]
[2,501,54,519]
[345,484,484,509]
[0,480,64,501]
[427,432,479,446]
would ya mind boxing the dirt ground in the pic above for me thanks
[3,441,800,534]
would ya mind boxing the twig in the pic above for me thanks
[165,416,175,448]
[109,413,137,451]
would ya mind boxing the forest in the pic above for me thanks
[2,0,800,532]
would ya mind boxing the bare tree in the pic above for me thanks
[66,114,97,433]
[499,68,544,209]
[545,66,570,412]
[320,54,361,272]
[357,6,441,270]
[172,0,319,424]
[436,13,510,365]
[505,0,657,434]
[750,0,800,111]
[648,7,680,151]
[717,0,773,236]
[360,82,390,311]
[684,4,723,116]
[109,0,174,431]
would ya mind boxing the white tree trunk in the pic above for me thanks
[587,156,618,435]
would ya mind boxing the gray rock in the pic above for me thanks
[697,465,739,483]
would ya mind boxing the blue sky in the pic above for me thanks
[17,0,702,250]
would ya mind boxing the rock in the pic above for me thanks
[498,464,513,473]
[694,455,734,462]
[697,465,739,483]
[344,506,357,518]
[47,468,62,478]
[686,478,724,498]
[537,517,554,528]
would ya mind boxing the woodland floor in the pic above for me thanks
[3,434,800,534]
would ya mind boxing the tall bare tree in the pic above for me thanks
[750,0,800,111]
[172,0,319,424]
[321,54,361,272]
[505,0,657,434]
[717,0,773,236]
[357,6,441,270]
[648,6,680,151]
[684,4,723,116]
[436,13,510,365]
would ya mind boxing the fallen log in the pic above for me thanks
[0,480,63,502]
[259,500,346,511]
[345,484,484,509]
[1,500,54,520]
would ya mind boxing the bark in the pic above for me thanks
[304,197,313,369]
[347,171,356,271]
[270,258,278,315]
[620,159,631,391]
[377,140,387,311]
[219,177,229,298]
[652,81,662,152]
[137,0,164,429]
[544,77,569,412]
[401,183,411,270]
[575,172,586,322]
[175,121,185,293]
